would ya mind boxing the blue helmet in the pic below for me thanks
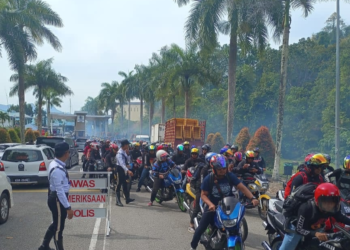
[210,154,227,170]
[205,152,217,164]
[220,147,228,154]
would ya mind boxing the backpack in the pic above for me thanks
[283,182,317,218]
[191,162,206,181]
[284,171,323,199]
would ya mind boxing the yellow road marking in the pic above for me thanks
[13,189,101,193]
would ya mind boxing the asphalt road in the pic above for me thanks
[0,160,267,250]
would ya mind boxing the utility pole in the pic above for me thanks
[335,0,340,169]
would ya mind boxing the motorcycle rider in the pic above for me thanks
[171,144,187,165]
[279,183,350,250]
[199,144,211,161]
[182,148,205,190]
[88,143,101,178]
[148,150,175,206]
[253,147,266,172]
[115,139,135,207]
[82,141,91,178]
[322,153,334,177]
[230,152,243,173]
[101,140,111,159]
[237,150,262,175]
[136,145,157,192]
[325,155,350,198]
[190,154,259,250]
[284,153,325,199]
[105,143,118,184]
[231,144,239,154]
[130,142,142,162]
[183,141,191,160]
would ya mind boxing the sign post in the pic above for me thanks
[68,171,111,236]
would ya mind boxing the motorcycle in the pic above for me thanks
[241,173,270,220]
[199,196,248,250]
[184,166,202,227]
[146,167,187,212]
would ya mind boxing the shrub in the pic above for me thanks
[247,126,276,168]
[212,132,225,153]
[235,127,251,152]
[25,129,36,143]
[8,128,20,143]
[206,133,215,146]
[0,128,11,143]
[14,127,21,139]
[33,130,40,139]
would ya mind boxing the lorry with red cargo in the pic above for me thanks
[163,118,206,148]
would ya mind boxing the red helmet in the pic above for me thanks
[106,140,110,144]
[314,183,341,213]
[110,143,118,152]
[157,145,163,151]
[304,153,315,163]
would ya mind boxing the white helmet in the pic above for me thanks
[156,150,169,161]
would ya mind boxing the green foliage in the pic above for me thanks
[212,132,225,153]
[235,127,251,152]
[25,129,36,143]
[247,126,275,168]
[14,127,21,139]
[0,128,11,143]
[8,128,20,143]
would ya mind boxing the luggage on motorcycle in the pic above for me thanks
[283,182,317,218]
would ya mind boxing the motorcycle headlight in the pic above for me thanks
[261,183,269,192]
[248,183,258,192]
[223,219,237,228]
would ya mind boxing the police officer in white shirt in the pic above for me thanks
[39,142,73,250]
[115,139,135,206]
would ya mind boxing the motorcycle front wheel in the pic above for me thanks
[241,217,248,242]
[228,242,242,250]
[258,198,269,220]
[176,191,187,212]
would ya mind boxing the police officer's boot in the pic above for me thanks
[38,229,55,250]
[116,192,123,207]
[124,189,135,204]
[54,239,64,250]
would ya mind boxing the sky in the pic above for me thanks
[1,0,350,114]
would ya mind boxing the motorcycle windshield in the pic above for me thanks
[218,197,244,220]
[256,174,268,181]
[170,168,180,178]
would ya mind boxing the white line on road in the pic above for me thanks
[102,195,112,250]
[89,203,103,250]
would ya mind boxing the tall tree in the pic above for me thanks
[0,0,63,143]
[98,81,120,124]
[9,58,71,132]
[175,0,271,142]
[0,111,10,127]
[119,70,135,133]
[272,0,314,180]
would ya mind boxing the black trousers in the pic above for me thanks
[150,177,164,202]
[47,195,67,242]
[116,166,129,198]
[191,210,215,249]
[190,188,201,224]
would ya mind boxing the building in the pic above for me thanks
[115,102,147,122]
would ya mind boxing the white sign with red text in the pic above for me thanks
[69,178,107,189]
[69,194,107,204]
[73,208,106,218]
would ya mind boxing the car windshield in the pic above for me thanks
[2,149,43,162]
[36,138,64,148]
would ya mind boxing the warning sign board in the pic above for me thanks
[69,194,107,204]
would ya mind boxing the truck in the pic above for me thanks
[151,124,165,143]
[163,118,206,148]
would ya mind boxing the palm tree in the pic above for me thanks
[9,58,71,132]
[133,64,149,134]
[271,0,314,180]
[174,0,271,142]
[98,81,120,124]
[0,111,10,127]
[0,0,63,143]
[82,96,100,115]
[44,88,73,132]
[119,70,135,133]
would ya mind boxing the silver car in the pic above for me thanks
[76,138,88,151]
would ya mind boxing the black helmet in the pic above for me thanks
[323,154,331,164]
[231,144,238,151]
[201,144,211,152]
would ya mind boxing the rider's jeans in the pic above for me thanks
[191,209,215,249]
[138,167,149,188]
[279,223,302,250]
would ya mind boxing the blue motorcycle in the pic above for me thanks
[200,196,247,250]
[146,167,187,212]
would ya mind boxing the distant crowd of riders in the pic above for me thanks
[80,138,350,250]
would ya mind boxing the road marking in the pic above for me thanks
[13,189,100,193]
[102,195,112,250]
[89,203,103,250]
